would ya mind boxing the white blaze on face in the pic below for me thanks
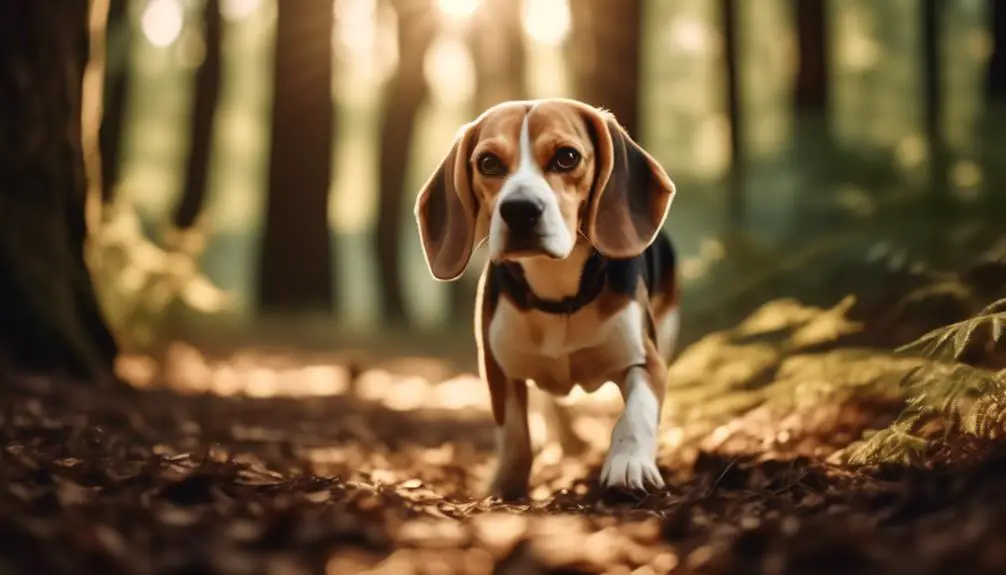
[487,112,576,261]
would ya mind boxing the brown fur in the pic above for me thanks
[418,100,678,496]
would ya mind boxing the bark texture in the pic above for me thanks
[258,0,336,314]
[0,1,118,380]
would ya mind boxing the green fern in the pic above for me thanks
[840,296,1006,465]
[843,414,930,466]
[896,297,1006,362]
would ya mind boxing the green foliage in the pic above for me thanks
[840,298,1006,465]
[665,239,1006,468]
[896,298,1006,362]
[843,417,930,466]
[85,199,232,352]
[662,297,921,453]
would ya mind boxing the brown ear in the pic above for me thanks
[581,108,676,259]
[414,122,481,281]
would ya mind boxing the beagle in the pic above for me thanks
[414,98,679,500]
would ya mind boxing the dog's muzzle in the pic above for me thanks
[498,196,548,254]
[499,197,543,231]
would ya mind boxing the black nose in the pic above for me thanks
[499,197,543,230]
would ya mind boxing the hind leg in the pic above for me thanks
[531,388,589,456]
[656,306,680,361]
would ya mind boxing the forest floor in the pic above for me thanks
[4,234,1006,574]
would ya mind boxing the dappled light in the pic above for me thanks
[141,0,184,47]
[522,0,571,47]
[220,0,262,21]
[436,0,479,22]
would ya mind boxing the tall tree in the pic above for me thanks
[569,0,643,136]
[468,0,527,111]
[447,0,528,320]
[99,0,131,204]
[374,0,438,326]
[174,0,222,229]
[0,1,118,381]
[792,0,828,112]
[258,0,336,314]
[990,0,1006,101]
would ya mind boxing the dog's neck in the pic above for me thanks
[517,241,596,301]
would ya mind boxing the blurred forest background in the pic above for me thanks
[92,0,1006,367]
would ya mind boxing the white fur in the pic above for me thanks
[488,294,664,492]
[478,105,672,496]
[600,366,664,490]
[543,307,679,460]
[487,114,575,261]
[487,299,647,394]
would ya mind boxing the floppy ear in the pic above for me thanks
[414,122,481,281]
[581,107,676,259]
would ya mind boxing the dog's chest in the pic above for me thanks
[487,299,645,394]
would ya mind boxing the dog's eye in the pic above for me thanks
[549,147,581,172]
[477,153,504,176]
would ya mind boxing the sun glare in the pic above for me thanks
[436,0,480,21]
[220,0,262,21]
[336,0,377,61]
[424,35,476,104]
[522,0,571,46]
[141,0,184,48]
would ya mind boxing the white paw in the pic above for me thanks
[600,449,664,492]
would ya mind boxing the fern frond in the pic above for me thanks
[896,300,1006,361]
[842,415,931,466]
[979,297,1006,316]
[900,363,1006,438]
[960,394,1006,438]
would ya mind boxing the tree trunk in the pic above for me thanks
[99,0,130,204]
[174,0,222,229]
[468,0,527,111]
[374,0,438,326]
[0,1,118,381]
[258,0,335,314]
[921,0,948,204]
[569,0,643,136]
[793,0,828,112]
[448,0,527,320]
[990,0,1006,101]
[720,0,744,226]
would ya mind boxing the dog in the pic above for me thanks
[414,98,679,500]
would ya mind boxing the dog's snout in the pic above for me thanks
[499,197,544,230]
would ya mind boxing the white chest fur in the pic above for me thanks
[487,298,647,395]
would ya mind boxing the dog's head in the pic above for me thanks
[415,98,677,281]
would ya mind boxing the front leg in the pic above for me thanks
[600,341,667,491]
[488,379,533,500]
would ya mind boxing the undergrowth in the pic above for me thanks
[664,234,1006,467]
[86,198,232,352]
[840,237,1006,465]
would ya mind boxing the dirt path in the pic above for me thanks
[3,348,1006,575]
[4,234,1006,574]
